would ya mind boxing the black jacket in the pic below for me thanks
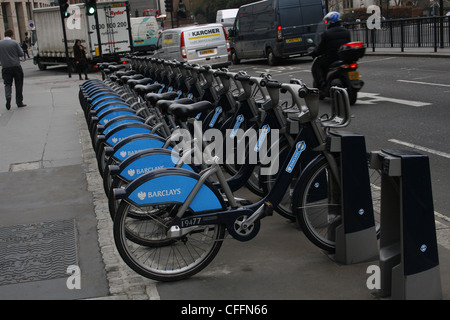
[73,45,87,65]
[313,23,351,62]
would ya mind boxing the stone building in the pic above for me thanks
[0,0,116,43]
[1,0,52,43]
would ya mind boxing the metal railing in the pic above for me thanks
[343,16,450,52]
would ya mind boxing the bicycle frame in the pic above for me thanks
[114,86,349,243]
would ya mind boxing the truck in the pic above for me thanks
[130,16,159,52]
[31,1,132,71]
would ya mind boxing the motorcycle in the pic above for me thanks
[311,41,366,105]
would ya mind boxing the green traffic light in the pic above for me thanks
[88,6,96,15]
[64,11,71,18]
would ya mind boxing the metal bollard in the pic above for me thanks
[369,149,442,300]
[327,131,379,264]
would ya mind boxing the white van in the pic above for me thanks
[216,8,238,34]
[153,24,231,68]
[130,16,159,52]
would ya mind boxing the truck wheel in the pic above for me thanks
[38,62,47,71]
[266,48,278,66]
[231,50,240,65]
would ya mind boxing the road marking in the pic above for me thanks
[388,139,450,159]
[397,79,450,88]
[251,68,310,75]
[358,92,431,107]
[435,211,450,223]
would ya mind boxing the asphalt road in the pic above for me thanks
[227,55,450,222]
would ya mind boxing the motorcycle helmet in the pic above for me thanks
[323,11,341,26]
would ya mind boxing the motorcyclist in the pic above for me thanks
[311,11,351,90]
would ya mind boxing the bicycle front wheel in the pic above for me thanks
[294,156,381,253]
[113,201,226,282]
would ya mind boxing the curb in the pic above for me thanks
[77,107,160,300]
[365,50,450,58]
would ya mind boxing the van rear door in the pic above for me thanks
[162,30,180,58]
[183,25,229,67]
[278,0,323,54]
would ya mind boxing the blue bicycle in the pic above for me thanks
[111,82,381,281]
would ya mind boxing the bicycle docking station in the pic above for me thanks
[326,131,379,265]
[369,149,442,300]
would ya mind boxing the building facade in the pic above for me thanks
[1,0,53,43]
[0,0,117,43]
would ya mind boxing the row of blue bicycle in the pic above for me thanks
[78,56,381,282]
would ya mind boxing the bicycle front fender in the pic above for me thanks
[102,118,144,135]
[104,123,154,147]
[96,109,137,127]
[115,148,195,182]
[107,134,169,162]
[116,168,226,213]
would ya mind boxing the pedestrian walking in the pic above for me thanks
[73,39,89,80]
[21,40,30,60]
[0,29,26,110]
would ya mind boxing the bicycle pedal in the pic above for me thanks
[263,201,273,216]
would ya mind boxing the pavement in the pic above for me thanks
[0,53,449,301]
[364,45,450,57]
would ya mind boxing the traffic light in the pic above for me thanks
[165,0,173,12]
[177,0,187,19]
[58,0,70,18]
[85,0,97,16]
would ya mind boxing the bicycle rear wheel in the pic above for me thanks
[294,156,381,253]
[113,201,226,282]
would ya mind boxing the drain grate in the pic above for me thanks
[0,219,78,285]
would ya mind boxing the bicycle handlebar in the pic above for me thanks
[234,73,250,82]
[213,70,229,78]
[260,79,282,88]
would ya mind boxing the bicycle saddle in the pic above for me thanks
[120,74,144,85]
[157,98,194,114]
[145,91,179,105]
[107,64,126,72]
[127,78,153,89]
[115,70,136,77]
[134,83,163,97]
[168,101,213,121]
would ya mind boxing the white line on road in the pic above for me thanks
[435,211,450,223]
[388,139,450,159]
[397,79,450,88]
[358,92,431,107]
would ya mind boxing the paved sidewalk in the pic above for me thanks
[0,60,109,299]
[365,46,450,57]
[0,57,448,300]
